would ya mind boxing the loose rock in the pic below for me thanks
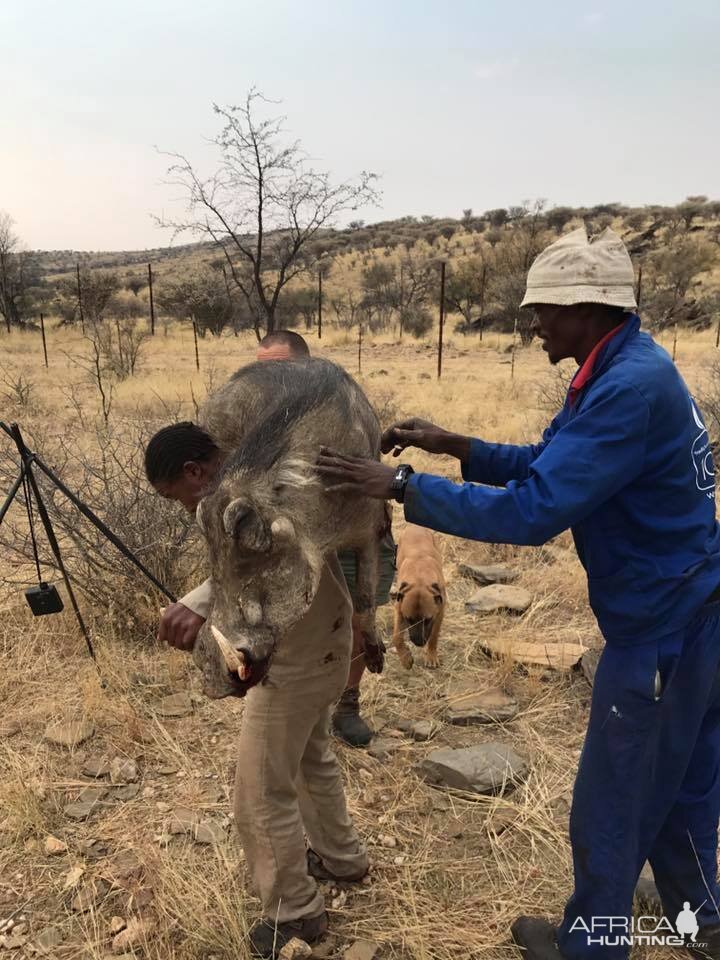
[168,807,199,835]
[445,685,519,725]
[82,757,111,778]
[109,758,138,784]
[465,584,532,615]
[77,785,107,804]
[63,864,86,889]
[0,932,27,950]
[0,720,20,739]
[419,742,529,795]
[279,937,313,960]
[78,838,108,858]
[155,693,193,718]
[311,941,335,959]
[111,783,141,802]
[44,717,94,748]
[71,878,109,913]
[44,835,67,856]
[194,820,227,845]
[580,648,602,686]
[408,720,439,742]
[367,738,403,761]
[344,940,380,960]
[480,637,586,672]
[111,916,154,953]
[64,800,100,821]
[109,849,144,881]
[458,563,518,586]
[201,783,226,803]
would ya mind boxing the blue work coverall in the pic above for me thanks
[404,315,720,958]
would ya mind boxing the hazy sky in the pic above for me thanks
[2,0,718,251]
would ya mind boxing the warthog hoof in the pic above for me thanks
[362,634,386,674]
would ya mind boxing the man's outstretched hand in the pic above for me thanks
[316,447,396,499]
[381,418,469,460]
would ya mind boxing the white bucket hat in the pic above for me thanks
[520,226,637,310]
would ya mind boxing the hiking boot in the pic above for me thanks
[690,927,720,960]
[511,917,566,959]
[248,911,328,959]
[307,848,369,884]
[332,687,372,747]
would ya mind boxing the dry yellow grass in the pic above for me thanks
[1,318,714,958]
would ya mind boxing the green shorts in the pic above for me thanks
[338,533,397,607]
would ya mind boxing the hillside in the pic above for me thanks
[14,199,718,347]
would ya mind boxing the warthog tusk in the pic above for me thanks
[210,625,251,681]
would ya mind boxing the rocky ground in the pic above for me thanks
[1,539,682,960]
[2,325,708,959]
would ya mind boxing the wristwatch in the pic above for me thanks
[390,464,414,504]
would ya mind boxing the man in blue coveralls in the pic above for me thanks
[316,227,720,960]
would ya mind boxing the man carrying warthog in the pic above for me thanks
[317,228,720,960]
[255,329,397,747]
[145,422,369,958]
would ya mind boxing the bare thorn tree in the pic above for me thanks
[157,89,381,338]
[0,212,34,332]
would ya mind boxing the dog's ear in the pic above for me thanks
[391,580,408,603]
[431,582,444,605]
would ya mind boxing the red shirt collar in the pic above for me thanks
[568,323,625,403]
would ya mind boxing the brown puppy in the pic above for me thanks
[392,524,446,669]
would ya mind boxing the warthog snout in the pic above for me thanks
[223,498,271,553]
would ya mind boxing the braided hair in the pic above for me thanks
[144,422,219,485]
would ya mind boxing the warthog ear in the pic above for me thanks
[223,498,253,537]
[223,498,271,552]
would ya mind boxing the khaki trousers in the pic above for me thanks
[233,556,368,922]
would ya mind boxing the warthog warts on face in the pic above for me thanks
[191,358,388,698]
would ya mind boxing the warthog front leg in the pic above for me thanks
[353,538,385,673]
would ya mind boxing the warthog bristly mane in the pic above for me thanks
[222,358,356,476]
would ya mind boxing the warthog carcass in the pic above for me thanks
[192,357,388,698]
